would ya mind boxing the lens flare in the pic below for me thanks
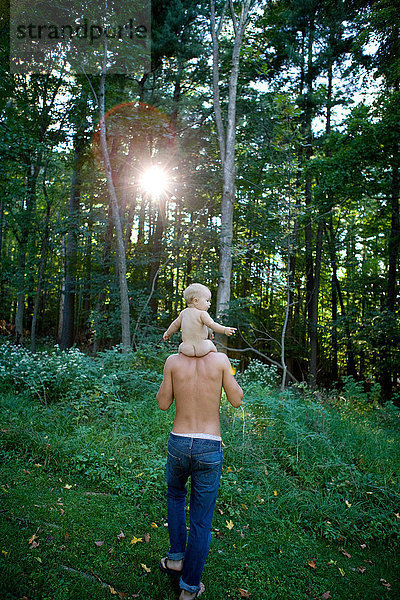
[139,166,169,197]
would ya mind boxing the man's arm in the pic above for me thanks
[200,311,236,336]
[163,313,182,340]
[156,357,174,410]
[221,355,243,408]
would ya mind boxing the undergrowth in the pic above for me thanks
[0,348,399,599]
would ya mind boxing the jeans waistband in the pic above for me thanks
[171,431,222,441]
[169,432,223,453]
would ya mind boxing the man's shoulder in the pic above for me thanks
[166,352,229,365]
[164,353,180,369]
[205,351,230,366]
[165,353,180,363]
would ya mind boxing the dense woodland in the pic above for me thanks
[0,0,399,400]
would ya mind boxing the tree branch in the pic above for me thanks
[210,0,226,163]
[229,0,238,35]
[217,336,300,384]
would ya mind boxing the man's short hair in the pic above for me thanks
[184,283,211,304]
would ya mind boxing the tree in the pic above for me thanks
[98,71,131,350]
[60,84,89,349]
[210,0,253,333]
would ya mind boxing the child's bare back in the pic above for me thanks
[163,283,236,358]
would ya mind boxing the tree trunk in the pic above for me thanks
[387,141,399,313]
[15,246,26,345]
[325,59,338,379]
[281,234,292,391]
[381,140,399,399]
[303,12,318,385]
[309,219,323,386]
[81,192,94,339]
[58,236,66,344]
[149,197,166,314]
[60,143,82,349]
[92,205,114,353]
[174,198,183,314]
[31,179,51,352]
[285,194,300,379]
[210,0,252,349]
[99,72,131,350]
[15,164,38,345]
[324,219,357,378]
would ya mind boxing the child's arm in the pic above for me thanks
[200,312,236,336]
[163,313,182,341]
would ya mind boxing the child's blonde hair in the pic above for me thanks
[183,283,211,305]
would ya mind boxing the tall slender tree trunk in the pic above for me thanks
[380,140,400,399]
[309,219,323,385]
[81,192,94,339]
[31,179,51,352]
[325,219,356,378]
[174,198,182,314]
[210,0,252,349]
[15,245,26,345]
[325,58,338,380]
[302,11,320,385]
[15,166,38,345]
[387,141,399,313]
[149,197,166,314]
[99,72,131,350]
[92,205,114,353]
[58,236,66,343]
[327,214,339,381]
[60,143,82,349]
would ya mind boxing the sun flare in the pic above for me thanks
[139,166,169,197]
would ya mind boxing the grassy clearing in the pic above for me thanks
[0,351,399,600]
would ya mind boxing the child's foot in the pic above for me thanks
[179,582,205,599]
[159,557,183,574]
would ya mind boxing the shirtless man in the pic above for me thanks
[157,351,243,599]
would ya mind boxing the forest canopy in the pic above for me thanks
[0,0,399,401]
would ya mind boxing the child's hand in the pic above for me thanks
[163,332,170,341]
[224,327,236,336]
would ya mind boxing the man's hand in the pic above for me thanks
[224,327,236,336]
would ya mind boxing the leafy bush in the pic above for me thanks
[236,359,279,390]
[0,343,162,407]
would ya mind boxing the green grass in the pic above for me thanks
[0,375,399,599]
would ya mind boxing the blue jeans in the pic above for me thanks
[166,433,223,594]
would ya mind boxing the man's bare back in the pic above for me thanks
[156,352,243,436]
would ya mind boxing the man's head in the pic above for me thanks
[184,283,211,311]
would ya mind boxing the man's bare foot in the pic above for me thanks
[159,557,183,574]
[179,582,205,599]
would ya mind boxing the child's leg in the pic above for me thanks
[193,340,217,357]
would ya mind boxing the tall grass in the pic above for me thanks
[0,347,399,599]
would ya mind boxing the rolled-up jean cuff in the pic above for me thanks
[179,577,200,594]
[167,551,185,561]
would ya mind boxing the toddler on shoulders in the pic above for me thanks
[163,283,236,357]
